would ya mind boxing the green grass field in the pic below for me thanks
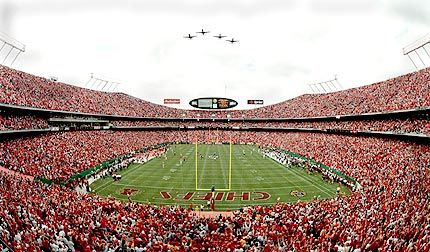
[91,144,349,210]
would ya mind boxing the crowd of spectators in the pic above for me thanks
[2,129,430,183]
[0,130,244,181]
[0,130,429,251]
[0,108,429,135]
[0,113,48,131]
[0,131,182,181]
[1,64,429,250]
[1,65,429,118]
[85,146,169,189]
[112,116,430,135]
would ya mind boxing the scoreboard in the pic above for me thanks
[189,97,238,109]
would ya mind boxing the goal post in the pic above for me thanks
[195,138,232,191]
[229,138,232,189]
[195,140,198,190]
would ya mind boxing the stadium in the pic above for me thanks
[0,1,430,251]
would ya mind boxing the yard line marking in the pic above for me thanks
[114,182,317,190]
[91,143,347,210]
[261,154,334,196]
[219,145,228,189]
[288,166,334,197]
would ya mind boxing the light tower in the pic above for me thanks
[308,75,342,94]
[0,31,25,66]
[403,33,430,70]
[85,73,121,92]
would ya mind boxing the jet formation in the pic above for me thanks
[184,29,239,44]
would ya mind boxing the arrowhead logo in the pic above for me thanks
[120,188,139,196]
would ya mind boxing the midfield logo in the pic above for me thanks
[159,191,271,201]
[120,188,139,196]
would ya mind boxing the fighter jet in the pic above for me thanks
[214,34,227,39]
[197,29,210,35]
[226,38,239,44]
[184,34,196,39]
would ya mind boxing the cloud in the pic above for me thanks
[9,0,300,17]
[267,63,310,78]
[387,0,430,25]
[0,1,14,34]
[1,0,429,109]
[308,0,378,14]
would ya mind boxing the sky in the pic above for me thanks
[0,0,429,109]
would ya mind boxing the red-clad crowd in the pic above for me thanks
[0,64,429,251]
[0,130,237,181]
[1,65,429,118]
[0,110,429,135]
[0,131,178,181]
[112,117,430,135]
[0,131,429,251]
[0,113,48,131]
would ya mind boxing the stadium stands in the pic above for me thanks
[0,114,48,131]
[0,65,429,251]
[112,118,430,135]
[0,131,428,251]
[1,64,429,118]
[0,131,174,181]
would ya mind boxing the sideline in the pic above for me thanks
[0,166,33,180]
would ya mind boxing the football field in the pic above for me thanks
[91,144,349,210]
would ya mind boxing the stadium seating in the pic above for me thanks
[0,65,429,251]
[1,64,429,118]
[0,114,48,131]
[0,131,429,251]
[0,131,174,181]
[112,117,430,135]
